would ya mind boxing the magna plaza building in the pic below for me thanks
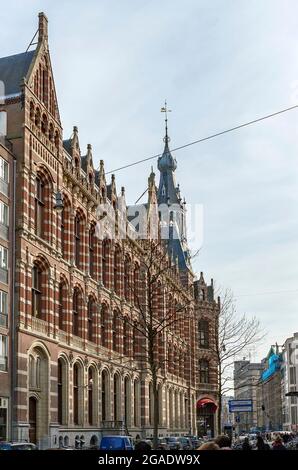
[0,13,219,448]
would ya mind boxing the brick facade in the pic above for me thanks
[0,13,219,448]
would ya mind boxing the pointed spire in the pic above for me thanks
[158,101,177,173]
[86,143,92,164]
[38,12,48,44]
[199,272,206,284]
[99,159,105,178]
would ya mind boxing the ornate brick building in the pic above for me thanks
[0,13,219,448]
[0,117,14,441]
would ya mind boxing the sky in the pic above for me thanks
[1,0,298,361]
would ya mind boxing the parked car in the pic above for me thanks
[165,437,181,450]
[99,435,134,451]
[147,438,169,450]
[178,437,193,450]
[0,442,37,450]
[156,438,170,450]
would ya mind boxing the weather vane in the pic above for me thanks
[161,100,172,143]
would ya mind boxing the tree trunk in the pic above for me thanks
[153,373,159,450]
[217,367,222,434]
[148,333,159,450]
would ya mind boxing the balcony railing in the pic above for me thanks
[0,355,7,371]
[0,222,8,241]
[198,383,218,392]
[0,313,8,327]
[101,420,126,430]
[71,335,85,350]
[58,330,68,344]
[31,317,48,335]
[86,342,97,354]
[0,267,8,284]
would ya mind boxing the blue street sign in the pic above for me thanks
[228,399,253,413]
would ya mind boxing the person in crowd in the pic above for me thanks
[242,437,252,451]
[134,440,152,451]
[214,434,232,450]
[272,435,287,451]
[256,435,270,450]
[198,442,220,450]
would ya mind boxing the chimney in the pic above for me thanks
[38,12,48,43]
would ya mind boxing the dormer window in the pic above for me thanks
[199,289,205,301]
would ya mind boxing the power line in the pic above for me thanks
[106,103,298,175]
[235,289,298,298]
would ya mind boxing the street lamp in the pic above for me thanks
[54,190,64,212]
[285,391,298,397]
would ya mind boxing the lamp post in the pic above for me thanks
[54,190,64,212]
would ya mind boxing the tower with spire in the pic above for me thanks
[158,102,191,272]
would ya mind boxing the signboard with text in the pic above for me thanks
[228,399,253,413]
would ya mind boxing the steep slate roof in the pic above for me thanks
[63,139,72,155]
[80,155,87,173]
[157,135,190,271]
[157,140,180,205]
[0,50,35,98]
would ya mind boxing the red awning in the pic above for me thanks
[196,398,217,412]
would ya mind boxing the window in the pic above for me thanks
[0,245,7,269]
[73,364,79,425]
[134,381,139,427]
[0,334,8,371]
[74,215,80,268]
[113,375,120,421]
[113,248,121,295]
[73,289,79,336]
[57,361,62,423]
[88,368,93,425]
[0,158,8,197]
[58,283,64,330]
[36,356,41,388]
[112,312,117,351]
[124,256,130,302]
[123,320,129,357]
[61,207,65,255]
[101,305,106,347]
[124,377,130,426]
[133,264,139,306]
[0,290,8,327]
[35,177,44,237]
[198,320,209,349]
[89,226,95,278]
[198,359,209,384]
[32,266,41,317]
[102,371,107,421]
[199,289,205,301]
[87,298,94,342]
[0,202,8,226]
[102,240,109,287]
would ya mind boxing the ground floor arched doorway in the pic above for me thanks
[197,398,217,438]
[29,396,37,443]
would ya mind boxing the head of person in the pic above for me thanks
[214,434,232,449]
[274,435,283,445]
[198,442,220,450]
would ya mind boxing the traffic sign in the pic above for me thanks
[228,399,253,413]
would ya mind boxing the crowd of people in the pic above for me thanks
[198,432,297,451]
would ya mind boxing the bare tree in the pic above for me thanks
[120,238,194,449]
[213,288,266,432]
